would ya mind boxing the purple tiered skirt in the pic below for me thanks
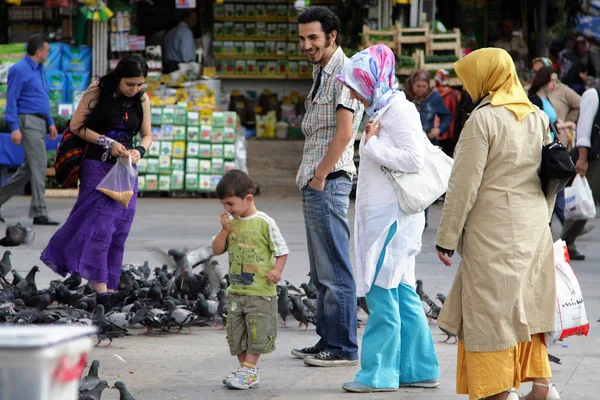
[41,159,137,290]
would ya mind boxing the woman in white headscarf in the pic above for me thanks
[336,44,440,393]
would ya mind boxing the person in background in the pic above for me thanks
[0,34,59,226]
[531,57,580,150]
[560,86,600,261]
[434,69,462,157]
[562,62,588,95]
[528,66,575,227]
[405,69,452,226]
[436,48,559,400]
[336,44,440,394]
[492,18,529,80]
[163,9,198,74]
[561,36,600,78]
[558,35,576,79]
[291,6,365,367]
[41,55,152,307]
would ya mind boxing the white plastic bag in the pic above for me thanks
[564,174,596,220]
[545,240,590,345]
[96,155,137,208]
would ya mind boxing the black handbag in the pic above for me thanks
[540,123,575,197]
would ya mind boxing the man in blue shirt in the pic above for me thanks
[0,34,59,226]
[163,10,198,74]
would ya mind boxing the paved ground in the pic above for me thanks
[1,194,598,399]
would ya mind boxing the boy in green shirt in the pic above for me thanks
[212,170,289,390]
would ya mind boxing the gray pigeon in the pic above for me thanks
[16,265,39,292]
[165,299,199,333]
[79,360,101,393]
[435,293,457,343]
[148,245,213,279]
[92,305,128,346]
[290,295,311,331]
[106,310,133,329]
[113,381,136,400]
[277,285,292,328]
[79,380,109,400]
[0,251,12,279]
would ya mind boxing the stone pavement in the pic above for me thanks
[1,195,598,399]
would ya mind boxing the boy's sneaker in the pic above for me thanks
[303,351,358,367]
[222,365,247,385]
[291,345,321,359]
[225,367,259,390]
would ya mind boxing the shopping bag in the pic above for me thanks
[545,240,590,345]
[564,174,596,220]
[95,154,137,208]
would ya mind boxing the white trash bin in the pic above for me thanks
[0,325,97,400]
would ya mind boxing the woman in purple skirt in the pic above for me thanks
[41,54,152,304]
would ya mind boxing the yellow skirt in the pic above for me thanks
[457,334,552,399]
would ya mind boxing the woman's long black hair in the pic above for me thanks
[83,54,149,131]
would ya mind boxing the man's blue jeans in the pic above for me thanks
[301,176,358,360]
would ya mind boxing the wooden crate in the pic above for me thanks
[396,21,430,56]
[418,49,457,72]
[360,24,396,50]
[428,28,462,58]
[396,51,421,75]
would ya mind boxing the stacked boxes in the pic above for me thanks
[137,107,237,193]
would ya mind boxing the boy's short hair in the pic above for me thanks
[216,170,256,199]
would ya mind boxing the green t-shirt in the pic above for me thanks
[226,211,288,297]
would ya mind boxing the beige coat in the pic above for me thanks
[436,96,556,352]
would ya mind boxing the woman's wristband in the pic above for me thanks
[136,146,146,158]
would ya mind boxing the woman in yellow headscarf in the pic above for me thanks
[434,48,560,400]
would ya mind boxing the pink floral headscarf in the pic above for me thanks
[336,44,399,116]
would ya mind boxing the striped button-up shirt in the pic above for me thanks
[296,46,364,189]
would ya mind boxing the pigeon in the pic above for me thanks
[63,272,82,291]
[433,293,456,343]
[16,265,39,292]
[0,250,12,279]
[289,295,311,331]
[357,297,369,315]
[300,282,317,299]
[148,245,213,279]
[416,279,425,300]
[416,280,441,322]
[192,293,218,323]
[217,288,227,329]
[277,285,292,328]
[4,223,35,246]
[165,299,198,333]
[106,310,133,329]
[10,269,23,286]
[113,381,136,400]
[79,380,109,400]
[548,354,561,364]
[79,360,101,393]
[92,304,128,347]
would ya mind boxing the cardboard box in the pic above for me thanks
[244,42,255,56]
[224,143,236,159]
[174,108,187,125]
[147,158,159,173]
[245,23,256,37]
[235,60,246,74]
[234,4,245,19]
[151,107,163,125]
[172,158,185,170]
[186,158,199,173]
[246,5,256,19]
[162,107,175,124]
[223,41,234,55]
[267,61,277,75]
[160,141,173,157]
[146,174,158,191]
[246,59,257,75]
[199,159,212,173]
[276,42,287,56]
[172,141,186,159]
[212,112,225,127]
[234,23,245,37]
[148,141,161,157]
[223,127,236,142]
[233,41,244,56]
[256,4,266,19]
[187,111,199,126]
[255,41,266,55]
[224,4,235,18]
[173,126,186,141]
[185,173,199,190]
[171,170,184,190]
[212,158,224,174]
[199,174,211,191]
[266,41,276,56]
[213,23,224,37]
[257,61,267,75]
[161,125,174,140]
[199,144,212,158]
[187,126,199,141]
[277,24,288,38]
[224,161,236,173]
[200,109,212,125]
[200,125,212,142]
[224,112,237,127]
[256,22,267,38]
[158,155,171,173]
[137,159,148,174]
[211,127,224,143]
[212,144,224,158]
[159,175,171,191]
[138,175,146,191]
[187,142,200,158]
[214,3,225,19]
[224,22,234,38]
[211,175,222,191]
[151,126,162,140]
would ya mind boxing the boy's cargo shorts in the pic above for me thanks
[226,293,278,355]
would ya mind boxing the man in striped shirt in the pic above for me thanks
[291,6,364,367]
